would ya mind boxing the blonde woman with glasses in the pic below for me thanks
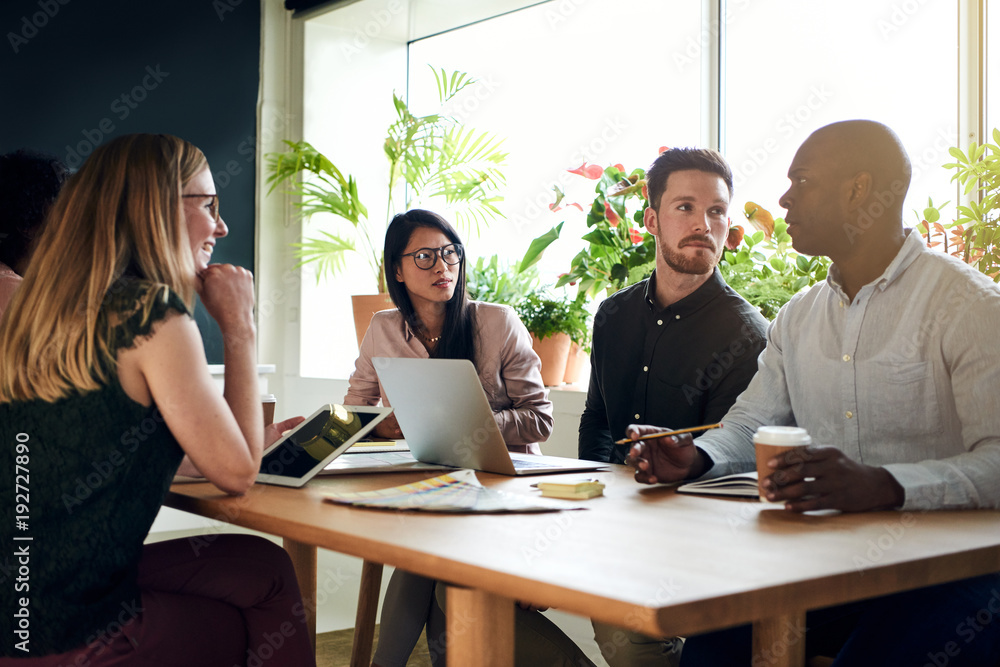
[0,134,314,665]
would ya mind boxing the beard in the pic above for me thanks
[660,235,721,275]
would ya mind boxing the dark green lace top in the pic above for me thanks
[1,279,188,656]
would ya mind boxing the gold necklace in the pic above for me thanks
[420,332,441,343]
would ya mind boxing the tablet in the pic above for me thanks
[256,404,393,487]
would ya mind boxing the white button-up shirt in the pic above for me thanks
[696,230,1000,510]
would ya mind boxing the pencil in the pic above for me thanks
[614,423,722,445]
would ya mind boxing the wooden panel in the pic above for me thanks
[753,614,807,667]
[446,586,514,667]
[283,539,317,649]
[350,560,384,667]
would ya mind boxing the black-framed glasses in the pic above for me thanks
[401,243,464,270]
[182,193,220,222]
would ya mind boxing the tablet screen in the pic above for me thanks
[259,404,386,479]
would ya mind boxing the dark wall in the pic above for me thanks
[1,0,261,363]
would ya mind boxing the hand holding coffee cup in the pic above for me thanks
[754,426,812,503]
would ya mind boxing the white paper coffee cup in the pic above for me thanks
[754,426,812,503]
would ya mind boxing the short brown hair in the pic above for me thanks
[646,148,733,211]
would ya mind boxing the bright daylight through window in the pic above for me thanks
[297,0,960,379]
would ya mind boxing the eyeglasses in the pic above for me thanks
[182,193,220,222]
[400,243,464,270]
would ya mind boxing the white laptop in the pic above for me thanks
[355,357,607,477]
[256,403,393,487]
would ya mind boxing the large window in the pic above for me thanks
[725,0,957,223]
[297,0,964,379]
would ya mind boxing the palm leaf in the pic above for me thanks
[292,232,356,281]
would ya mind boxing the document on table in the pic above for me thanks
[320,469,586,513]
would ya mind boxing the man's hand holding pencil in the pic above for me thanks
[623,423,719,484]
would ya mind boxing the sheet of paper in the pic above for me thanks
[320,469,586,513]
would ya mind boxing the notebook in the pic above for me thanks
[362,357,608,476]
[676,471,760,498]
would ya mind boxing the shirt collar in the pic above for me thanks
[643,267,728,317]
[826,227,924,295]
[402,318,418,341]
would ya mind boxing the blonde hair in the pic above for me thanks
[0,133,207,402]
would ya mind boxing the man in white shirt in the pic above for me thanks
[628,120,1000,665]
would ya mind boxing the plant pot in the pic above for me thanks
[563,342,586,385]
[351,293,395,349]
[531,332,572,387]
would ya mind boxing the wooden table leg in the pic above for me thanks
[350,560,384,667]
[752,612,807,667]
[283,538,318,650]
[446,586,514,667]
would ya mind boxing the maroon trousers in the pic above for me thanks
[2,534,316,667]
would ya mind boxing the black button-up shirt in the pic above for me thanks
[579,269,768,463]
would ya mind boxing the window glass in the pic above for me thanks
[406,0,705,288]
[724,0,958,231]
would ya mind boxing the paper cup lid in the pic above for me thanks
[753,426,811,445]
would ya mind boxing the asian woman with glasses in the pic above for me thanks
[345,209,593,667]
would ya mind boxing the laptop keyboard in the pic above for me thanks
[511,458,555,469]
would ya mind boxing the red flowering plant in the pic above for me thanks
[519,162,657,299]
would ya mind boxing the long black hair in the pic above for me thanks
[384,209,477,363]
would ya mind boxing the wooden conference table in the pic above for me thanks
[165,466,1000,667]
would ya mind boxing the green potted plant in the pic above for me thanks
[561,295,592,385]
[266,67,509,346]
[515,291,592,386]
[465,254,541,307]
[939,131,1000,280]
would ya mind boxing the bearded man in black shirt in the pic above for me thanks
[579,147,768,667]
